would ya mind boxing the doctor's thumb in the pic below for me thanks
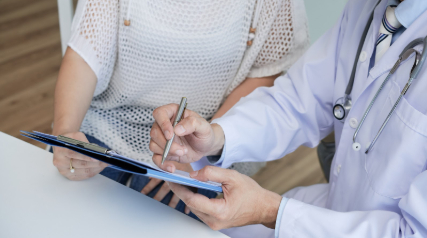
[190,166,230,184]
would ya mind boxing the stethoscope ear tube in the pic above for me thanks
[409,36,427,79]
[345,1,381,97]
[400,38,424,57]
[334,0,381,122]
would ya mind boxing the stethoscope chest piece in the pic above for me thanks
[333,96,352,121]
[352,142,361,151]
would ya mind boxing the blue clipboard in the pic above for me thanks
[21,131,222,193]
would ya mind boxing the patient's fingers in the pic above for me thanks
[58,167,104,181]
[153,182,171,202]
[141,178,162,195]
[53,157,106,169]
[168,194,181,208]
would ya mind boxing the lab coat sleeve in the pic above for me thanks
[211,4,349,169]
[277,170,427,237]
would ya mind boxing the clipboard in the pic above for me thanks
[21,131,222,193]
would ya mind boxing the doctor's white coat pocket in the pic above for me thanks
[364,81,427,199]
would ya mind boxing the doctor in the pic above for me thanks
[149,0,427,237]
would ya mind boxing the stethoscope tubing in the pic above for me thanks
[336,0,427,153]
[352,72,393,143]
[353,36,427,153]
[352,48,420,144]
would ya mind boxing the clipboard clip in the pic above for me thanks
[57,135,111,154]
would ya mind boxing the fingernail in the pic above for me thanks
[165,130,171,139]
[184,148,188,154]
[175,125,185,135]
[190,170,198,178]
[176,150,184,156]
[166,166,174,173]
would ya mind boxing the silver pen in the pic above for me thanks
[161,97,187,165]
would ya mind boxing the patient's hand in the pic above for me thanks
[52,132,108,181]
[141,161,192,212]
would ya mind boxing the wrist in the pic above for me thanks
[259,190,282,229]
[206,123,225,156]
[52,124,79,136]
[52,114,83,136]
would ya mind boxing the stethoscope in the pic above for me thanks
[332,1,427,153]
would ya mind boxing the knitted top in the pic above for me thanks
[68,0,309,173]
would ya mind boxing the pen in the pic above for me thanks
[161,97,187,165]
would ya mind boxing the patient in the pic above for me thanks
[51,0,309,218]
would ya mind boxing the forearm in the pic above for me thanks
[211,74,279,120]
[53,47,97,135]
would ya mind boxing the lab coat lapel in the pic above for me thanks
[348,0,387,106]
[355,4,427,103]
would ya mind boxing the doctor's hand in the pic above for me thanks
[167,166,282,230]
[141,161,192,211]
[150,104,225,172]
[52,132,109,181]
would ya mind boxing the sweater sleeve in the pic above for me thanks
[248,0,309,78]
[67,0,119,97]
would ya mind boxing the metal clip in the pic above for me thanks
[57,135,109,154]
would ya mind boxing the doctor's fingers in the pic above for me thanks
[167,182,219,216]
[152,104,180,140]
[58,167,104,181]
[153,105,199,140]
[190,166,234,185]
[149,138,187,158]
[152,154,179,172]
[174,116,211,137]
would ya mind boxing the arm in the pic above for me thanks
[51,48,109,181]
[51,0,119,180]
[211,75,279,120]
[52,47,97,136]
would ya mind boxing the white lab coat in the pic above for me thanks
[212,0,427,237]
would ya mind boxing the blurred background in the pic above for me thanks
[0,0,346,195]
